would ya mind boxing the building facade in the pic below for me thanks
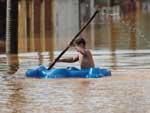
[18,0,80,52]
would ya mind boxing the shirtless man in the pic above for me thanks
[58,37,95,69]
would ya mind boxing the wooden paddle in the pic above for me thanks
[48,10,99,70]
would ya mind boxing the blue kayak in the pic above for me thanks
[26,66,111,78]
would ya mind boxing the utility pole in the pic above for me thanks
[6,0,18,54]
[107,0,110,7]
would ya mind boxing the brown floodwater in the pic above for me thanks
[1,1,150,113]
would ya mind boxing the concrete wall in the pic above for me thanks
[53,0,79,49]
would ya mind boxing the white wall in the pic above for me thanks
[53,0,79,49]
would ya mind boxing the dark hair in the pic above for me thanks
[75,37,86,46]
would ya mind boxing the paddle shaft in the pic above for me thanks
[48,10,99,70]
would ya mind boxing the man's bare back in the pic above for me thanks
[74,48,95,69]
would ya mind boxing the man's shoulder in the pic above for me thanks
[85,49,91,53]
[84,49,92,55]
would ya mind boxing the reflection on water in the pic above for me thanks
[1,73,150,113]
[1,50,150,73]
[1,0,150,113]
[7,54,19,74]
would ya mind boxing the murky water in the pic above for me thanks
[1,1,150,113]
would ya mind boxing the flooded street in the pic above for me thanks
[1,0,150,113]
[1,68,150,113]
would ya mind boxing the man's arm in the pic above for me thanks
[58,55,79,63]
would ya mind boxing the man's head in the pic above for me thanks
[74,37,86,48]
